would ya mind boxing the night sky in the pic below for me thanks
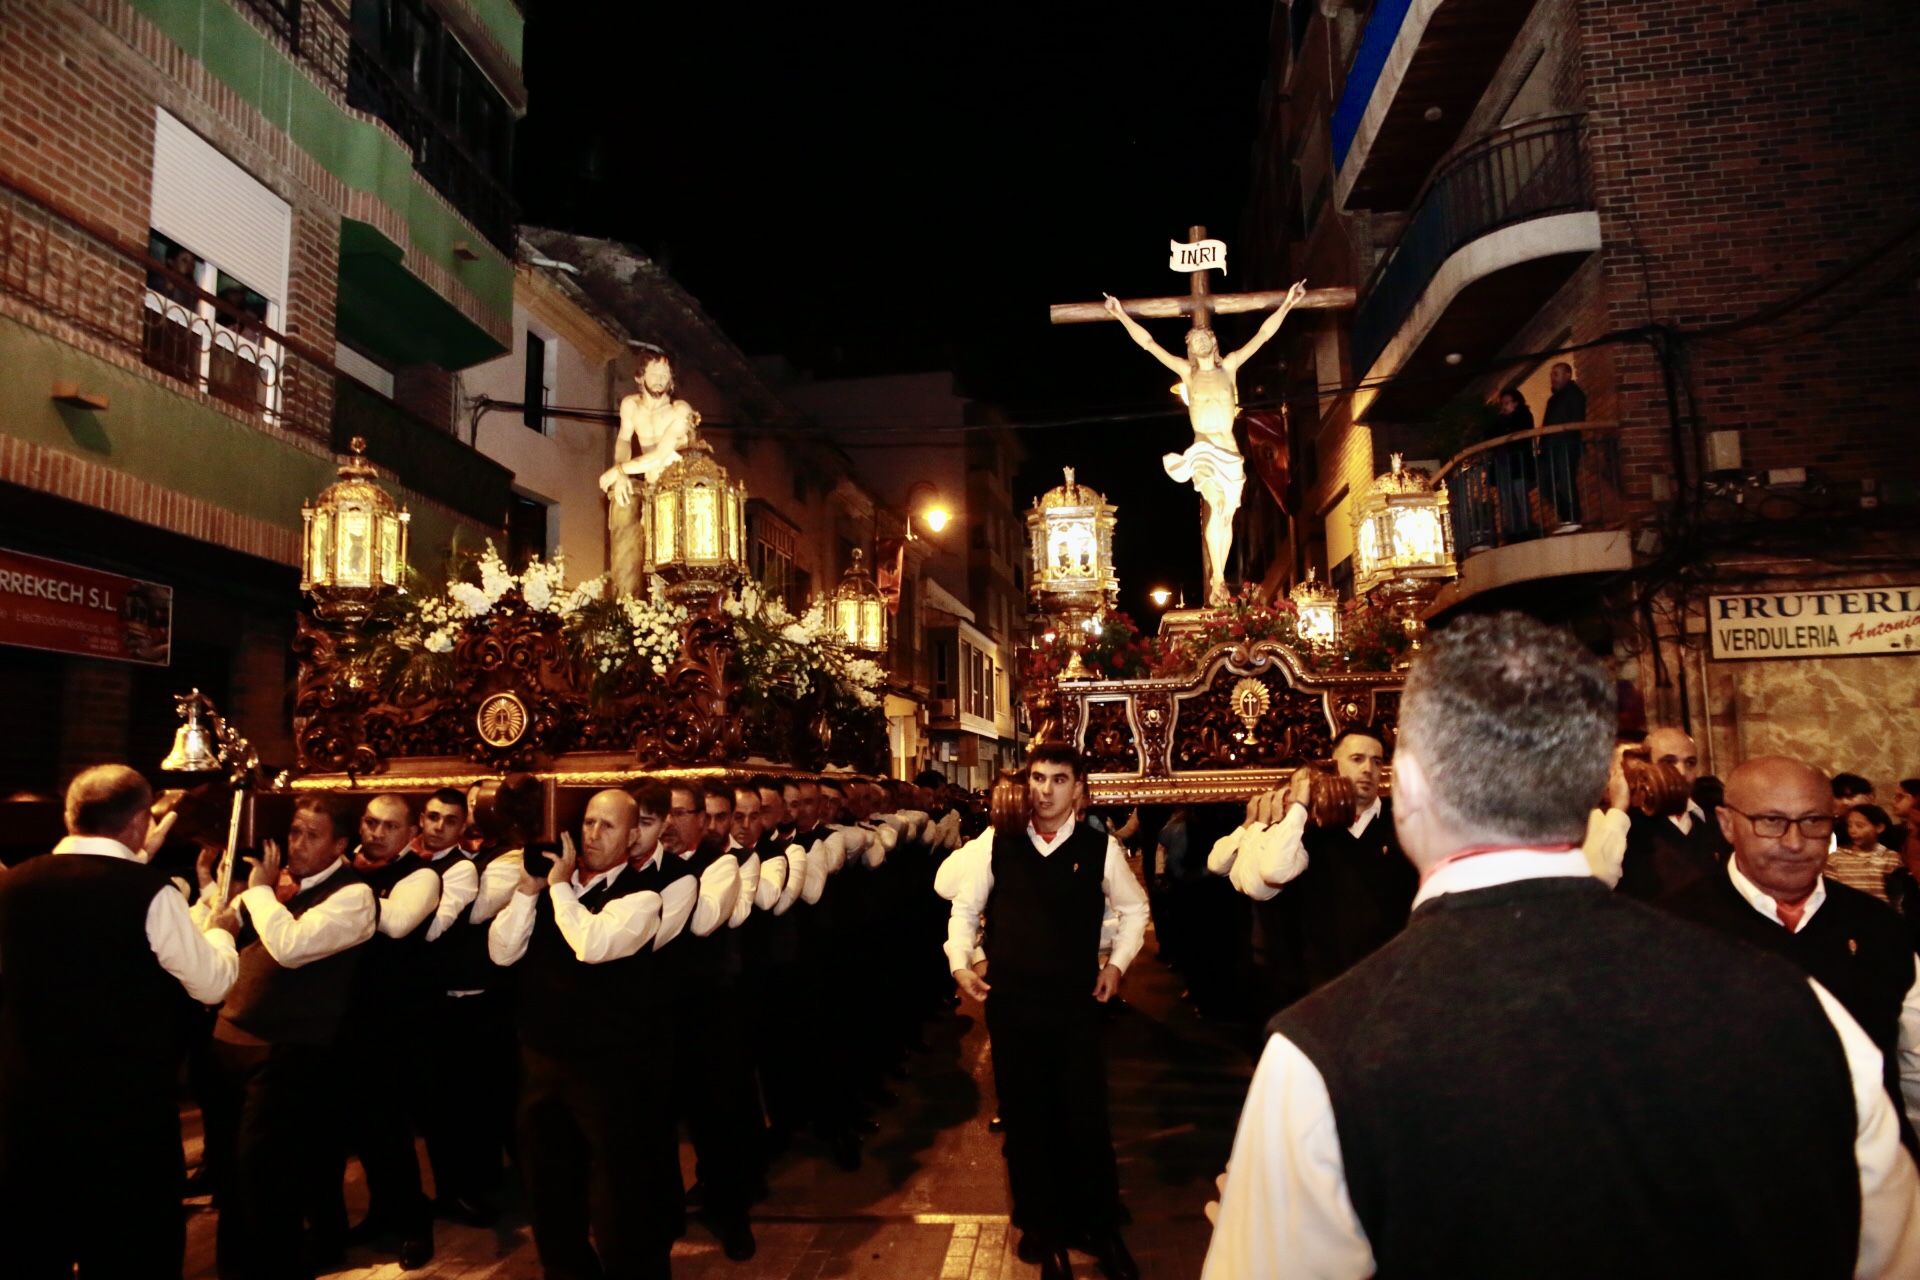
[517,3,1274,619]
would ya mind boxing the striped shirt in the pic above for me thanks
[1824,845,1903,903]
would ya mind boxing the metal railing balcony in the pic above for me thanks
[0,174,332,443]
[1353,114,1592,379]
[1433,420,1623,555]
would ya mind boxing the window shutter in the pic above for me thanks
[149,109,291,308]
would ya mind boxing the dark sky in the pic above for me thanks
[517,2,1274,617]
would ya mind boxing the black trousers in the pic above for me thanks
[0,1081,184,1279]
[422,989,518,1202]
[334,1022,431,1234]
[672,981,764,1221]
[985,984,1122,1246]
[204,1038,339,1280]
[519,1042,676,1280]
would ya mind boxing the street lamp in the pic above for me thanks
[1148,586,1173,609]
[300,436,410,622]
[1026,466,1118,680]
[904,480,952,539]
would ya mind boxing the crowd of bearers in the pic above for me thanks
[0,764,981,1279]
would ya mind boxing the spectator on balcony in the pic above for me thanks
[148,245,199,309]
[1490,387,1539,540]
[1541,362,1587,530]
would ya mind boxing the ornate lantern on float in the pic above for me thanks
[642,430,746,604]
[1351,453,1456,663]
[831,547,888,656]
[1025,467,1118,681]
[300,436,410,622]
[1289,568,1339,651]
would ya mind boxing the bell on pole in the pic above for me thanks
[159,689,222,774]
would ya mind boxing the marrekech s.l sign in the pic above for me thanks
[0,546,173,666]
[1710,586,1920,660]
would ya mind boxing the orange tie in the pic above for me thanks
[1775,899,1806,932]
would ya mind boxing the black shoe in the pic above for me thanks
[1088,1229,1140,1280]
[433,1194,499,1228]
[398,1231,435,1270]
[718,1217,757,1262]
[344,1216,391,1247]
[683,1180,707,1211]
[1039,1247,1074,1280]
[828,1132,862,1171]
[1016,1232,1046,1264]
[987,1114,1005,1133]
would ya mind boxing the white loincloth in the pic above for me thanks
[1163,439,1246,516]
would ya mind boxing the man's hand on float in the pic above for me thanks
[1092,963,1123,1003]
[248,840,282,891]
[549,833,578,889]
[142,809,178,860]
[1287,767,1315,817]
[953,968,991,1002]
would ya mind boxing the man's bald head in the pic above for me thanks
[1644,728,1701,786]
[1719,757,1835,907]
[580,789,641,873]
[65,765,153,845]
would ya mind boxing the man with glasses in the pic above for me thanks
[1664,756,1920,1157]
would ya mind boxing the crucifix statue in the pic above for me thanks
[1052,226,1354,606]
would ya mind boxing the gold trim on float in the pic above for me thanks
[286,758,886,792]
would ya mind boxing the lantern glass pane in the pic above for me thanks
[685,486,719,561]
[1046,519,1096,580]
[1390,506,1444,566]
[861,600,885,650]
[378,515,401,587]
[337,507,373,587]
[308,509,332,584]
[653,490,678,565]
[835,598,858,646]
[1299,605,1336,645]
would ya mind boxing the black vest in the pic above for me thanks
[1619,810,1722,901]
[514,862,670,1057]
[427,843,516,996]
[344,852,433,1030]
[1274,877,1860,1278]
[1293,800,1417,991]
[672,838,743,984]
[219,863,368,1047]
[752,833,801,967]
[0,851,184,1100]
[1662,868,1920,1155]
[981,824,1108,994]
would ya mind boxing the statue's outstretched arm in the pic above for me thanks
[1224,280,1309,373]
[1104,293,1190,379]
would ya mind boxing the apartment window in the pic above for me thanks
[506,493,550,569]
[748,503,800,610]
[523,330,550,433]
[351,0,516,188]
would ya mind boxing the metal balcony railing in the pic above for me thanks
[232,0,516,251]
[1433,421,1623,554]
[1352,115,1591,379]
[331,374,511,527]
[0,174,332,443]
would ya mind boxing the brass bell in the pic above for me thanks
[160,690,222,773]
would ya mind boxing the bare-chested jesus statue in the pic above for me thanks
[601,347,699,594]
[1102,279,1306,605]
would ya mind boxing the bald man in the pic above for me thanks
[1664,757,1920,1157]
[488,788,688,1280]
[1644,727,1727,862]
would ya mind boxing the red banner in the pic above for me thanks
[876,540,906,614]
[0,547,173,666]
[1242,410,1293,516]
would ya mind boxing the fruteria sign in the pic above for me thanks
[0,546,173,665]
[1709,586,1920,660]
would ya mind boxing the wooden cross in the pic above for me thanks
[1049,224,1355,329]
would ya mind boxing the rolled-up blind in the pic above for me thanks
[149,108,290,308]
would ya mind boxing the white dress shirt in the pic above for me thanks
[934,829,993,901]
[1202,848,1920,1279]
[678,847,740,937]
[755,847,788,912]
[1212,798,1385,903]
[486,860,665,966]
[645,849,699,950]
[800,834,830,905]
[237,857,377,969]
[46,835,238,1004]
[470,849,525,925]
[421,847,480,942]
[1725,859,1920,1137]
[1583,808,1631,887]
[942,819,1150,977]
[774,842,807,915]
[730,845,759,929]
[365,851,441,940]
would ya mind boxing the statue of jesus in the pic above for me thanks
[1102,280,1307,605]
[601,348,700,594]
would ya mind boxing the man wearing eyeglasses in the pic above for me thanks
[1664,755,1920,1160]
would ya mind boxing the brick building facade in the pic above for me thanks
[1242,0,1920,788]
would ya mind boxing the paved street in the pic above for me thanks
[183,926,1248,1280]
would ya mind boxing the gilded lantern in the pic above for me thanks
[831,547,889,655]
[301,436,410,622]
[642,431,746,603]
[1352,453,1455,597]
[1289,569,1339,649]
[1025,467,1118,680]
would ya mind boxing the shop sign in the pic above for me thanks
[1709,586,1920,661]
[0,546,173,666]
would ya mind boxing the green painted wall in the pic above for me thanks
[126,0,512,343]
[0,316,471,574]
[464,0,525,66]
